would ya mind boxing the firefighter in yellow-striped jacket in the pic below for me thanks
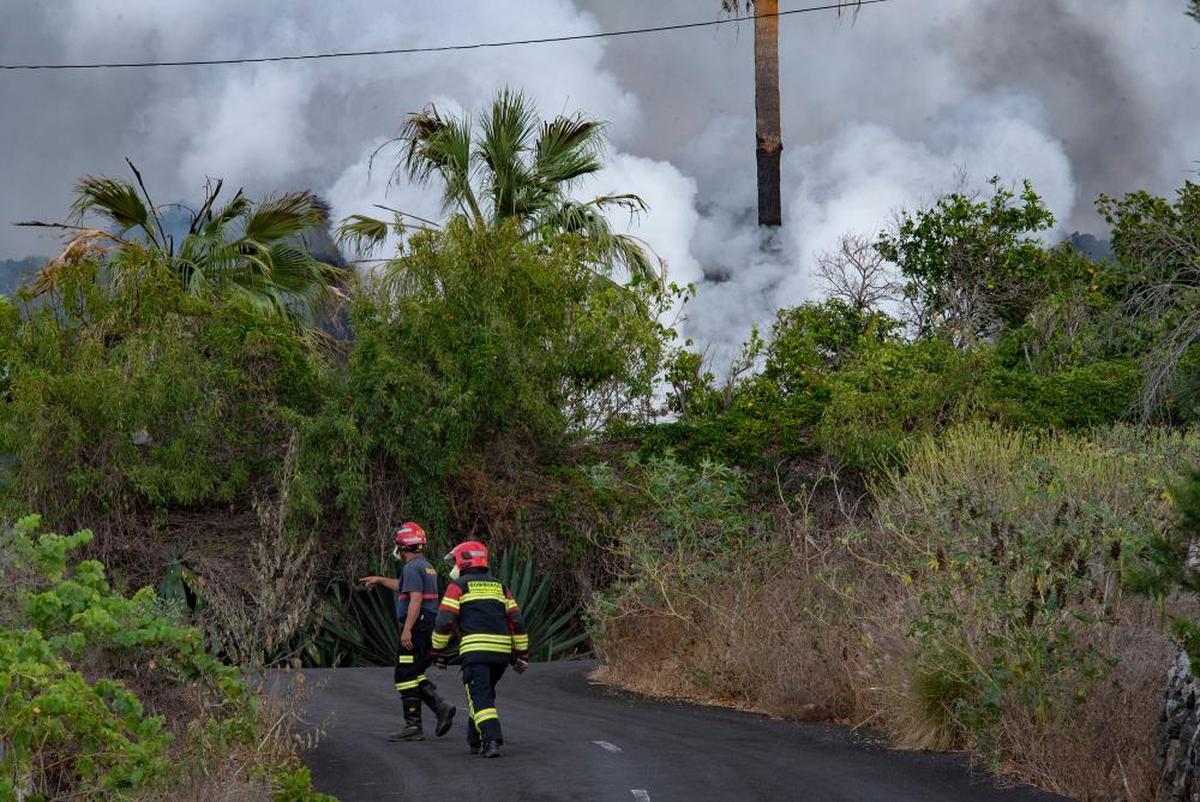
[431,541,529,759]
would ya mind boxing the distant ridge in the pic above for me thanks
[0,256,44,295]
[1065,232,1114,261]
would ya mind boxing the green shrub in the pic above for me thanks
[875,424,1193,758]
[589,453,766,627]
[816,338,987,469]
[815,337,1141,472]
[270,766,336,802]
[642,300,897,469]
[1125,445,1200,663]
[348,221,674,526]
[0,514,260,800]
[983,359,1142,428]
[0,256,331,535]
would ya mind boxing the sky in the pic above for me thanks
[1,0,1198,357]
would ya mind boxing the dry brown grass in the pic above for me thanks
[135,671,327,802]
[595,552,1173,800]
[594,526,877,724]
[986,603,1171,801]
[594,426,1199,801]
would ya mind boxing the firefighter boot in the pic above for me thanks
[481,740,502,759]
[419,683,456,737]
[387,698,424,742]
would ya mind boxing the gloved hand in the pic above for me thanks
[511,655,529,674]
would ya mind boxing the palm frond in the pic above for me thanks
[70,176,157,244]
[611,233,662,284]
[535,116,606,187]
[534,194,661,282]
[264,243,329,295]
[242,191,327,242]
[207,189,250,232]
[401,106,485,227]
[585,193,650,218]
[478,87,539,221]
[337,214,395,257]
[361,89,659,282]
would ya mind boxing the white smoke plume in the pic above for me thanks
[1,0,1198,360]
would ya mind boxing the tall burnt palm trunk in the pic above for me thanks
[753,0,783,227]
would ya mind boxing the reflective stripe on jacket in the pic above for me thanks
[432,569,529,660]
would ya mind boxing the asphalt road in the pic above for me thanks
[287,661,1067,802]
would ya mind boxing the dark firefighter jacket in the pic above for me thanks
[432,568,530,662]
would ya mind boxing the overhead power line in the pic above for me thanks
[0,0,890,71]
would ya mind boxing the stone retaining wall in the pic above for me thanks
[1162,651,1200,801]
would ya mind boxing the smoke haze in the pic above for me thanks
[2,0,1197,357]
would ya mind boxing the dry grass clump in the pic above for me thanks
[134,673,326,802]
[593,512,879,723]
[192,448,323,669]
[989,604,1170,800]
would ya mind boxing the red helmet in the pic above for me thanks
[393,522,427,550]
[445,540,489,571]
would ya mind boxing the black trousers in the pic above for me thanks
[394,610,435,710]
[462,659,508,745]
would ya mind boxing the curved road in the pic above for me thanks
[288,662,1066,802]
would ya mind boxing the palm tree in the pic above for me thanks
[340,89,659,280]
[722,0,783,228]
[721,1,861,229]
[20,161,346,322]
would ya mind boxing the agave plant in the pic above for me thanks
[300,579,398,668]
[496,547,590,662]
[301,548,588,667]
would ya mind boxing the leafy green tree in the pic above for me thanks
[650,300,896,467]
[1189,0,1199,22]
[20,164,346,324]
[994,244,1125,376]
[342,88,658,280]
[0,252,330,542]
[763,299,899,395]
[1099,182,1200,419]
[0,517,246,799]
[876,178,1056,344]
[0,515,334,800]
[348,221,673,508]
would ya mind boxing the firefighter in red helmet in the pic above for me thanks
[360,522,456,741]
[432,541,529,758]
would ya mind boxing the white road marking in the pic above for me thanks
[630,791,651,801]
[592,740,623,753]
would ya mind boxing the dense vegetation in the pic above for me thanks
[3,82,1200,798]
[0,516,332,800]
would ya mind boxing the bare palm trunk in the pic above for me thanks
[753,0,783,227]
